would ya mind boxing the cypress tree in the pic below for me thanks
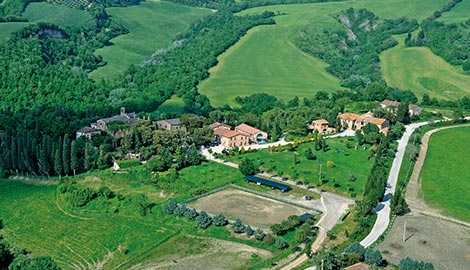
[70,140,78,177]
[54,138,63,176]
[62,134,71,176]
[84,143,93,171]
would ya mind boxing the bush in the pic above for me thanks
[162,200,177,214]
[173,204,187,216]
[232,218,245,233]
[326,160,336,168]
[263,234,275,245]
[184,208,198,220]
[275,237,289,250]
[344,242,366,260]
[244,225,254,236]
[399,257,434,270]
[195,211,212,229]
[255,228,265,241]
[213,213,228,226]
[365,248,383,266]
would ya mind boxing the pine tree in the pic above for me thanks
[54,144,63,177]
[62,134,71,176]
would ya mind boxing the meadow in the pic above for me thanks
[0,2,91,42]
[225,138,374,198]
[198,0,449,107]
[157,95,186,114]
[380,35,470,100]
[0,162,292,270]
[89,1,212,80]
[438,0,470,24]
[419,126,470,222]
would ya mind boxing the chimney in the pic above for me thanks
[120,107,125,115]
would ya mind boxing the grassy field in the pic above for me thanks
[438,0,470,24]
[0,164,279,270]
[225,138,374,198]
[381,35,470,100]
[22,2,91,27]
[419,126,470,222]
[0,2,90,42]
[378,216,470,270]
[157,95,186,114]
[89,1,211,80]
[190,188,311,230]
[198,0,449,107]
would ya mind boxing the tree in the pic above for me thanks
[196,211,212,229]
[8,255,61,270]
[239,158,256,176]
[275,237,288,250]
[70,140,78,177]
[365,248,383,266]
[62,134,71,176]
[184,207,198,220]
[396,102,411,124]
[399,257,434,270]
[244,225,254,236]
[462,60,470,71]
[54,145,63,177]
[213,213,228,226]
[270,223,284,236]
[362,123,380,145]
[255,228,265,241]
[162,200,177,214]
[304,147,316,160]
[391,186,409,215]
[84,143,93,171]
[232,218,245,233]
[263,234,275,245]
[344,242,366,261]
[355,130,365,145]
[295,229,308,243]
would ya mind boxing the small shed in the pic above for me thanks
[245,175,290,192]
[299,212,314,223]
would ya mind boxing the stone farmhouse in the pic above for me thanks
[235,123,268,144]
[338,112,389,134]
[380,99,422,116]
[308,119,336,134]
[77,107,138,139]
[156,118,186,131]
[208,122,267,148]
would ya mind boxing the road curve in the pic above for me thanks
[359,121,429,247]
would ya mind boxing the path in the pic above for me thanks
[359,121,429,247]
[405,124,470,228]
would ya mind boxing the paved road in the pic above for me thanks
[359,121,428,247]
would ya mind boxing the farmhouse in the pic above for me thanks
[344,262,370,270]
[308,119,336,134]
[76,127,101,140]
[338,112,389,134]
[235,123,268,143]
[220,130,249,148]
[246,175,290,192]
[157,118,186,131]
[93,107,138,132]
[380,99,422,116]
[209,122,231,142]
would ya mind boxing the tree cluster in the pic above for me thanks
[399,257,434,270]
[297,8,417,88]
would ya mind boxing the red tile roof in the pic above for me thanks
[344,262,370,270]
[209,122,231,129]
[235,123,263,135]
[381,99,400,107]
[221,130,244,138]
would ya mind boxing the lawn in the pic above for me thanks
[419,126,470,222]
[380,35,470,100]
[225,138,374,198]
[89,1,212,80]
[157,95,186,114]
[0,2,90,42]
[198,0,449,107]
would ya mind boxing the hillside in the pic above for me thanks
[89,1,212,80]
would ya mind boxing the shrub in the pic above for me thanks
[255,228,265,241]
[344,242,365,261]
[263,234,275,245]
[173,204,187,216]
[162,200,177,214]
[365,248,383,266]
[232,218,245,233]
[244,225,254,236]
[213,213,228,226]
[326,160,336,168]
[275,237,289,250]
[196,211,212,229]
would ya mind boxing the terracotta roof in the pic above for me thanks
[313,119,329,125]
[214,128,229,137]
[338,113,360,121]
[371,118,388,125]
[221,130,244,138]
[235,123,263,135]
[381,99,400,107]
[409,104,420,110]
[344,262,370,270]
[209,122,231,129]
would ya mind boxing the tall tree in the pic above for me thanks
[62,134,71,176]
[70,140,78,177]
[54,140,63,177]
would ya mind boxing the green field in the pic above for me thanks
[198,0,449,107]
[0,163,283,269]
[420,126,470,222]
[0,2,91,42]
[438,0,470,24]
[381,35,470,100]
[157,95,185,114]
[225,138,374,198]
[89,1,212,80]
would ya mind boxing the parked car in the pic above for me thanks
[305,195,313,201]
[296,181,303,186]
